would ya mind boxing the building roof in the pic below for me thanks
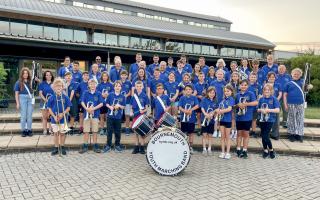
[100,0,232,24]
[0,0,275,48]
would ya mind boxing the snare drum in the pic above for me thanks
[156,112,176,128]
[146,127,191,176]
[132,115,155,137]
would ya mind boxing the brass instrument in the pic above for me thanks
[42,93,52,109]
[84,101,94,120]
[259,103,270,122]
[237,97,247,116]
[109,99,120,116]
[102,89,108,101]
[238,68,248,81]
[56,94,70,134]
[215,102,224,122]
[182,104,192,122]
[201,107,213,127]
[303,63,313,108]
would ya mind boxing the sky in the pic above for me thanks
[132,0,320,52]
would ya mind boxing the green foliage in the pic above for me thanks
[286,55,320,106]
[0,62,8,99]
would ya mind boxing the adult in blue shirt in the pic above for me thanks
[180,54,193,74]
[147,54,160,76]
[95,56,107,72]
[261,54,278,84]
[57,56,72,77]
[129,53,142,80]
[215,58,231,82]
[110,59,123,83]
[166,57,176,74]
[199,56,209,76]
[89,64,102,84]
[71,61,82,83]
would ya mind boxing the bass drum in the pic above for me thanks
[146,126,191,176]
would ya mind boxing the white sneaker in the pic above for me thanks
[232,130,238,140]
[43,130,47,136]
[202,149,207,155]
[219,152,225,159]
[225,153,231,160]
[207,149,213,156]
[230,129,235,138]
[218,131,221,138]
[190,147,194,154]
[213,131,218,138]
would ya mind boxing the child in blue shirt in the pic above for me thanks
[164,72,179,118]
[120,70,133,136]
[210,69,227,103]
[47,78,72,156]
[258,84,280,159]
[153,83,170,125]
[179,85,199,154]
[194,72,207,131]
[200,86,218,155]
[248,72,262,138]
[104,80,126,153]
[206,66,216,85]
[77,71,89,134]
[79,79,104,154]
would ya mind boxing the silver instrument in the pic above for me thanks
[259,103,270,122]
[109,99,120,116]
[237,97,247,116]
[215,102,224,122]
[303,63,313,108]
[42,93,52,109]
[182,103,192,122]
[85,101,94,120]
[102,89,108,101]
[201,107,213,127]
[238,68,248,80]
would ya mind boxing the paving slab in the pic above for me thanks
[37,135,54,148]
[0,135,12,149]
[282,139,318,153]
[8,135,39,149]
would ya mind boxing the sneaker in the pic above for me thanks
[27,130,33,137]
[296,135,303,143]
[262,151,269,159]
[190,147,194,154]
[132,146,140,154]
[233,130,238,139]
[69,127,74,136]
[230,129,235,138]
[207,149,213,156]
[217,131,221,138]
[213,131,218,138]
[269,151,276,159]
[21,130,27,137]
[241,151,248,159]
[125,128,130,136]
[236,149,242,157]
[51,147,59,156]
[219,152,225,159]
[99,129,105,136]
[224,153,231,160]
[79,144,88,154]
[61,146,67,155]
[202,149,207,155]
[43,130,47,136]
[288,134,295,142]
[103,145,111,153]
[114,145,123,153]
[139,146,145,154]
[93,144,101,153]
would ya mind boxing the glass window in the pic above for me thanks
[170,19,177,23]
[146,14,154,19]
[137,13,145,18]
[75,30,86,42]
[249,50,256,58]
[209,46,217,55]
[73,1,83,7]
[202,24,208,28]
[96,6,104,10]
[208,24,214,29]
[141,38,160,50]
[123,10,132,15]
[236,49,242,57]
[202,45,210,54]
[228,48,235,56]
[194,44,201,54]
[106,34,118,45]
[0,20,9,34]
[185,43,193,53]
[114,9,123,14]
[243,49,249,58]
[10,22,26,35]
[105,7,114,12]
[220,47,228,56]
[188,21,195,26]
[59,28,73,41]
[256,50,262,58]
[154,16,161,20]
[165,41,183,52]
[27,24,43,37]
[44,25,58,40]
[130,36,140,48]
[84,4,94,9]
[162,17,169,22]
[93,32,105,44]
[177,20,184,24]
[195,23,201,27]
[119,35,129,46]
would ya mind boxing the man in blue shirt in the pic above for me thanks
[261,54,278,83]
[180,54,193,74]
[199,57,209,76]
[147,54,160,76]
[71,61,82,83]
[129,53,142,81]
[57,56,72,77]
[110,59,123,83]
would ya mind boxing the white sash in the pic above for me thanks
[24,83,35,105]
[156,96,166,111]
[133,93,144,110]
[291,81,306,108]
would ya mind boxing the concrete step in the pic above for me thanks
[0,134,319,157]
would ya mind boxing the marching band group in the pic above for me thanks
[14,53,307,159]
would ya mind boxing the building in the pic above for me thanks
[273,50,302,62]
[0,0,275,91]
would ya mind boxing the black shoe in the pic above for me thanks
[28,130,33,137]
[61,146,67,155]
[132,146,140,154]
[236,149,242,157]
[297,135,303,143]
[93,144,101,153]
[69,127,74,135]
[251,131,258,138]
[21,130,27,137]
[283,123,288,128]
[288,134,295,142]
[140,146,145,154]
[241,151,248,159]
[51,147,59,156]
[262,151,269,159]
[269,151,276,159]
[79,144,88,154]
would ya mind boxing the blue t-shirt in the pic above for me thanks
[258,96,280,123]
[201,65,209,76]
[248,83,262,98]
[235,90,257,121]
[57,65,72,77]
[77,81,88,103]
[283,80,304,104]
[106,92,126,120]
[65,81,78,99]
[276,73,291,88]
[192,74,199,84]
[257,69,266,86]
[209,79,227,103]
[129,63,139,78]
[97,81,114,101]
[121,80,132,104]
[159,71,169,82]
[150,78,165,94]
[166,66,176,73]
[220,96,235,123]
[39,81,54,97]
[89,72,102,84]
[239,66,251,80]
[109,68,123,83]
[194,82,208,99]
[47,94,72,124]
[130,92,150,118]
[132,79,150,95]
[14,81,32,95]
[206,76,216,85]
[175,69,187,84]
[153,94,170,120]
[71,70,82,83]
[164,81,179,101]
[178,95,199,123]
[200,97,218,124]
[147,63,159,77]
[184,63,193,74]
[81,90,104,119]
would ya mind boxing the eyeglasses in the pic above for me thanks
[96,59,101,61]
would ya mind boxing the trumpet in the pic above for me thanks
[238,68,248,81]
[109,99,120,116]
[237,97,247,116]
[202,107,213,127]
[56,93,71,134]
[102,89,108,101]
[85,101,94,120]
[259,103,270,122]
[215,102,224,122]
[182,104,192,122]
[42,93,52,109]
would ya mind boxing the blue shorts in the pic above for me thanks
[220,121,232,128]
[181,122,195,134]
[236,121,252,131]
[201,123,214,134]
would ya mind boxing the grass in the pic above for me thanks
[305,106,320,119]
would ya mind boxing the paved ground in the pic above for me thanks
[0,151,320,200]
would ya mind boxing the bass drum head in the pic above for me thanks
[146,128,191,176]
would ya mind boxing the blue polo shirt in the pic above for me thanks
[209,79,227,103]
[159,71,169,82]
[166,66,176,73]
[150,77,165,94]
[194,82,207,99]
[57,65,72,77]
[39,81,54,97]
[206,76,216,85]
[153,94,170,120]
[175,69,187,84]
[235,90,257,121]
[200,97,218,124]
[201,65,209,76]
[147,63,159,77]
[131,92,150,118]
[109,68,123,83]
[77,81,88,103]
[239,66,251,80]
[178,95,199,123]
[14,81,32,95]
[283,80,304,104]
[97,81,114,100]
[81,90,104,119]
[89,72,102,83]
[65,82,78,99]
[220,96,235,123]
[106,92,126,119]
[248,82,262,98]
[276,73,291,87]
[257,69,266,86]
[164,81,179,100]
[129,63,139,78]
[132,79,150,95]
[184,63,193,74]
[258,96,280,122]
[47,94,72,124]
[121,80,132,104]
[71,70,82,83]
